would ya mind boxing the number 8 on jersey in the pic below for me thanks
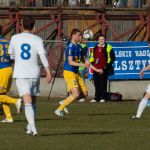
[21,43,31,60]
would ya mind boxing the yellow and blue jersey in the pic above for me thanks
[0,36,11,69]
[64,42,84,73]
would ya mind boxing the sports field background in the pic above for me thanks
[1,97,150,150]
[9,78,150,100]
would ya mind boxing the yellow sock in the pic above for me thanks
[0,95,17,104]
[58,95,76,111]
[2,103,13,120]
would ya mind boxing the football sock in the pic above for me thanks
[0,95,17,104]
[58,95,75,111]
[136,98,148,118]
[25,104,36,133]
[3,103,13,120]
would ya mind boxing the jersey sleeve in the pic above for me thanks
[37,38,47,55]
[67,46,74,57]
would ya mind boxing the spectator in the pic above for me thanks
[68,0,78,7]
[115,0,128,8]
[43,0,56,7]
[28,0,36,6]
[57,0,64,6]
[106,0,113,5]
[132,0,142,8]
[89,35,115,103]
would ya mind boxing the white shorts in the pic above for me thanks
[146,84,150,94]
[16,78,40,97]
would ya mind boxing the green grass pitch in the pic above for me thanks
[1,97,150,150]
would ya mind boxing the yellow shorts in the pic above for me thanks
[0,67,13,94]
[63,70,87,93]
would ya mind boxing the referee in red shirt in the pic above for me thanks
[90,35,115,102]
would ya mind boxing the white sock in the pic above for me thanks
[136,98,148,118]
[25,104,37,133]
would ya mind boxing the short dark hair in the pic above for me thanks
[99,34,105,38]
[0,25,2,35]
[71,28,81,37]
[23,16,35,30]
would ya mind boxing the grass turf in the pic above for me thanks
[0,97,150,150]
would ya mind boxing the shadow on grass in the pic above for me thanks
[13,117,69,123]
[40,130,120,137]
[87,112,132,116]
[36,117,69,121]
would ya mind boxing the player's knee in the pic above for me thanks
[73,92,80,99]
[144,92,150,99]
[83,91,88,97]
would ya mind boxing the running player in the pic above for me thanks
[54,28,100,117]
[8,16,52,136]
[131,64,150,119]
[0,25,21,122]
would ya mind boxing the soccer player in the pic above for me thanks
[131,64,150,119]
[8,16,52,136]
[54,28,100,117]
[0,25,21,122]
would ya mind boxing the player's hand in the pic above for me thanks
[46,73,52,83]
[85,60,90,67]
[82,63,89,68]
[45,67,52,83]
[140,70,144,79]
[97,69,103,74]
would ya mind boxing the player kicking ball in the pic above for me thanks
[54,29,100,117]
[8,16,51,136]
[131,64,150,119]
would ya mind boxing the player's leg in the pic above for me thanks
[25,96,37,134]
[22,93,37,135]
[0,67,21,120]
[1,103,13,122]
[55,71,80,116]
[25,78,39,135]
[0,95,21,114]
[16,79,37,136]
[77,73,88,102]
[55,87,80,116]
[0,68,13,122]
[132,84,150,119]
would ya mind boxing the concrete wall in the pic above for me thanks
[9,78,150,100]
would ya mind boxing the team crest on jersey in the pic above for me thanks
[73,80,77,85]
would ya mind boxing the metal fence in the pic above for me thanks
[40,40,67,77]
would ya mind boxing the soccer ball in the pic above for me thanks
[83,29,94,40]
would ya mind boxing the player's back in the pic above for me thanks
[9,32,45,78]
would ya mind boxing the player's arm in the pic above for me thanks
[37,39,52,83]
[39,54,52,83]
[140,64,150,79]
[68,56,88,68]
[89,63,103,74]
